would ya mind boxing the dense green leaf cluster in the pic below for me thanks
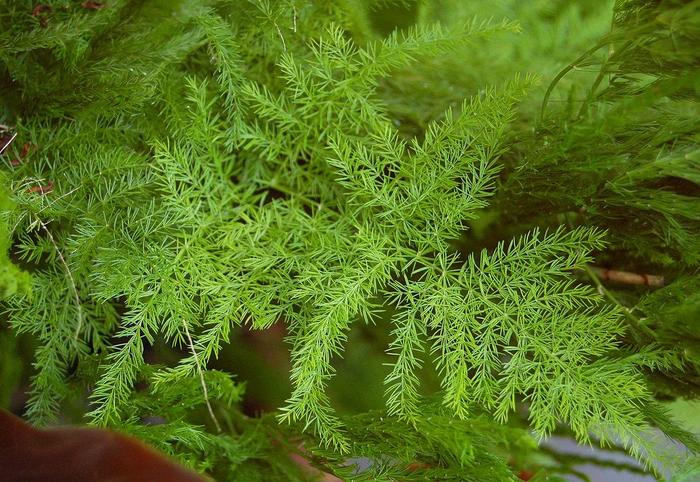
[1,0,699,480]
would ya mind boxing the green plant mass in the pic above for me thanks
[1,0,700,480]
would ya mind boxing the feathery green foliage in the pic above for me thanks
[1,0,699,480]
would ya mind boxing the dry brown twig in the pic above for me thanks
[589,266,664,287]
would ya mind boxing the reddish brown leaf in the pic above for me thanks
[0,132,16,156]
[31,4,52,16]
[20,142,34,158]
[517,469,535,481]
[81,1,106,9]
[26,181,54,195]
[9,143,34,166]
[0,410,206,482]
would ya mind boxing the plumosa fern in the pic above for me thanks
[1,0,699,480]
